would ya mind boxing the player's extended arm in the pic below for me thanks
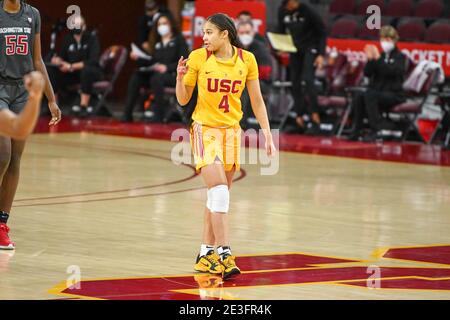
[246,79,277,157]
[247,79,271,135]
[33,33,62,126]
[175,56,195,106]
[0,72,44,140]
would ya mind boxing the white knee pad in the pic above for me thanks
[206,184,229,214]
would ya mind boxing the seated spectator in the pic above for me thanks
[349,26,407,142]
[48,15,102,118]
[236,10,266,44]
[137,0,170,53]
[121,13,188,123]
[236,21,272,128]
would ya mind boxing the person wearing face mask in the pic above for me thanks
[236,21,272,128]
[236,11,266,44]
[348,26,407,142]
[278,0,327,134]
[48,15,102,118]
[137,0,170,53]
[122,12,188,123]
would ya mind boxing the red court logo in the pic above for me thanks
[49,245,450,300]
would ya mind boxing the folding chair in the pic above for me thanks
[162,87,190,124]
[387,66,439,141]
[325,59,366,137]
[91,45,128,116]
[336,58,418,139]
[429,91,450,148]
[270,53,295,130]
[315,53,349,132]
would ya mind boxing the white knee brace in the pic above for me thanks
[206,184,229,214]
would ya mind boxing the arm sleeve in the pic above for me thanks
[254,42,272,81]
[136,58,154,67]
[364,59,379,77]
[183,50,200,87]
[59,34,70,60]
[85,34,101,66]
[167,37,189,73]
[246,52,259,81]
[308,6,327,56]
[277,7,286,34]
[257,43,273,68]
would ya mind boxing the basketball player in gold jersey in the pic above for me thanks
[176,13,276,280]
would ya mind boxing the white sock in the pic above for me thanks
[217,246,232,260]
[200,244,214,257]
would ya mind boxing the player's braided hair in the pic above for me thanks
[207,13,243,49]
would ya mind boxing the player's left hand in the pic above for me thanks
[48,101,62,126]
[314,55,324,69]
[265,133,277,158]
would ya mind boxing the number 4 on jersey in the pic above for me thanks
[219,95,230,113]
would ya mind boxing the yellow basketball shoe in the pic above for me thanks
[194,250,225,274]
[221,255,241,280]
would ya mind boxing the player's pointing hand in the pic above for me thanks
[176,56,189,81]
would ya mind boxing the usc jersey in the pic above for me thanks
[184,46,259,128]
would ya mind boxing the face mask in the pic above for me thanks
[71,23,85,35]
[239,34,254,47]
[380,41,394,53]
[158,24,170,37]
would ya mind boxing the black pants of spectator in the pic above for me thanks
[123,70,176,121]
[48,65,102,97]
[352,89,405,133]
[290,48,319,118]
[240,80,270,126]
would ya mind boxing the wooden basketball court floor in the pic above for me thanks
[0,117,450,300]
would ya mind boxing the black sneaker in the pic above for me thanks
[347,131,362,141]
[362,131,381,143]
[120,115,133,123]
[79,107,89,119]
[305,122,320,136]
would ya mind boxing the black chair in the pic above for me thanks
[429,91,450,149]
[64,45,128,117]
[388,65,439,141]
[92,45,128,116]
